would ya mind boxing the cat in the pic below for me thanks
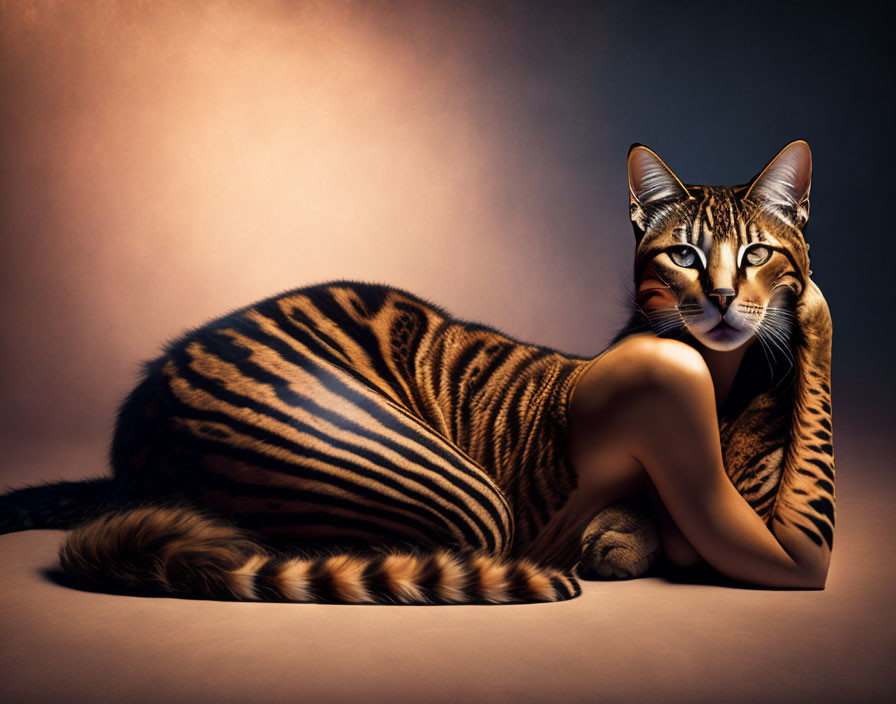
[0,141,834,603]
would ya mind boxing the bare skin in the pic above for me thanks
[566,334,828,589]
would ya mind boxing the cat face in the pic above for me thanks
[629,141,812,352]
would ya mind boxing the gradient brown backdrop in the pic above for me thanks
[0,1,890,475]
[2,3,894,702]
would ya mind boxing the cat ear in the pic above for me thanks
[628,144,691,236]
[744,140,812,229]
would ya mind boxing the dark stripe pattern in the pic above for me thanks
[107,280,595,594]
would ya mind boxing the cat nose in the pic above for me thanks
[709,288,736,313]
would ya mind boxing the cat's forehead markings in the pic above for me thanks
[738,214,749,244]
[701,187,743,244]
[688,189,710,248]
[729,198,742,245]
[702,219,713,244]
[704,196,715,227]
[652,185,762,250]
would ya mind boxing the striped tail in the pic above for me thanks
[59,505,581,604]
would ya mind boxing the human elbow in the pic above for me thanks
[803,561,829,590]
[789,551,830,589]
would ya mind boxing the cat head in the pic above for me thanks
[628,140,812,352]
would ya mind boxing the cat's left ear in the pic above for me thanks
[744,140,812,229]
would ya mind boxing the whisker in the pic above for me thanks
[761,329,795,376]
[639,301,687,337]
[752,326,775,379]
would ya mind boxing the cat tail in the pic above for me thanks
[0,477,117,534]
[59,505,581,604]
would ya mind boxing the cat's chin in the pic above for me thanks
[690,322,754,352]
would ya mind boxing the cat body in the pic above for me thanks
[0,141,835,603]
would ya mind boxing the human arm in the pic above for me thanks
[636,371,827,588]
[637,283,833,587]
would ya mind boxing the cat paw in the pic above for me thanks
[576,504,660,580]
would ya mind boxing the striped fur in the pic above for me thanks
[52,278,595,603]
[59,505,579,604]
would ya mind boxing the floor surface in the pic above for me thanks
[1,429,894,704]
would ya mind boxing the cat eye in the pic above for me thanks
[668,245,700,268]
[744,245,771,266]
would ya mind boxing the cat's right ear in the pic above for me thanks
[743,140,812,230]
[628,144,691,238]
